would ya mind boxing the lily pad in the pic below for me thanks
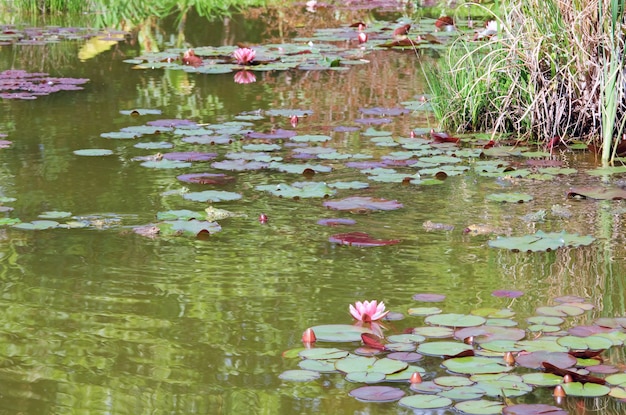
[567,186,626,200]
[413,293,446,302]
[183,191,242,203]
[503,404,567,415]
[73,149,113,156]
[158,220,221,237]
[299,348,349,360]
[417,341,473,357]
[455,399,505,415]
[38,211,72,219]
[348,385,405,402]
[309,324,373,342]
[399,395,452,410]
[425,313,486,328]
[278,369,321,382]
[561,382,610,397]
[256,182,336,198]
[488,230,595,252]
[323,196,403,212]
[443,356,514,375]
[335,356,407,375]
[140,159,192,169]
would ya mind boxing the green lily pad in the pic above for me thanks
[156,210,204,221]
[310,324,373,342]
[561,382,610,397]
[74,148,114,156]
[298,359,337,373]
[299,348,349,360]
[486,193,533,203]
[527,316,564,326]
[290,134,332,143]
[335,356,407,375]
[255,182,336,198]
[536,305,585,317]
[412,326,454,338]
[183,190,242,202]
[158,220,221,237]
[479,340,521,353]
[439,386,485,401]
[134,141,173,149]
[425,313,486,328]
[475,377,533,397]
[13,220,59,230]
[399,395,452,410]
[385,365,426,382]
[521,373,564,386]
[605,373,626,386]
[515,338,568,353]
[417,341,473,357]
[472,308,515,319]
[278,369,321,382]
[488,230,595,252]
[269,162,332,174]
[443,356,514,375]
[141,159,192,169]
[345,371,386,383]
[502,404,567,415]
[434,376,475,387]
[557,335,614,351]
[327,181,370,190]
[386,334,426,344]
[455,399,505,415]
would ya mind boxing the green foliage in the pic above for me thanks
[426,0,625,155]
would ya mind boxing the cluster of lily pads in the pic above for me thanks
[0,69,90,100]
[281,294,626,414]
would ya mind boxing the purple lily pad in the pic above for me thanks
[492,290,524,298]
[515,351,577,369]
[323,196,403,212]
[349,386,405,402]
[333,126,360,132]
[211,159,269,171]
[0,70,89,99]
[162,151,217,162]
[329,232,400,247]
[354,118,393,125]
[176,173,235,185]
[147,119,197,128]
[0,140,12,148]
[359,107,409,116]
[345,161,389,169]
[412,293,446,302]
[503,404,567,415]
[246,129,297,140]
[317,218,357,226]
[181,135,233,145]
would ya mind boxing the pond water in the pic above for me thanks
[1,3,626,415]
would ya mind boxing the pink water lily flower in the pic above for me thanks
[349,300,389,322]
[233,47,256,65]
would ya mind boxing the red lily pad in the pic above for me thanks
[329,232,400,247]
[323,196,403,212]
[348,385,405,402]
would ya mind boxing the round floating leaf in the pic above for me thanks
[472,308,515,319]
[335,356,407,375]
[141,159,192,169]
[299,348,349,360]
[475,377,533,398]
[101,131,138,139]
[256,182,336,198]
[434,376,475,387]
[278,369,321,382]
[176,173,235,185]
[521,373,563,387]
[440,386,485,401]
[385,365,426,382]
[327,181,370,190]
[443,356,514,375]
[345,371,386,383]
[536,305,585,317]
[162,151,217,162]
[417,341,473,357]
[515,338,568,353]
[412,326,454,338]
[13,220,59,230]
[348,385,405,402]
[485,319,518,328]
[183,190,242,202]
[605,373,626,386]
[455,326,526,343]
[317,218,356,226]
[323,196,403,211]
[120,108,162,115]
[527,316,564,326]
[290,134,332,143]
[557,335,613,351]
[134,141,173,149]
[156,210,204,221]
[489,230,594,252]
[561,382,610,397]
[298,359,337,373]
[455,400,505,415]
[486,192,533,203]
[503,404,567,415]
[425,313,486,328]
[386,334,426,344]
[515,351,576,369]
[399,395,452,410]
[310,324,373,342]
[158,220,221,237]
[479,340,521,353]
[73,148,113,156]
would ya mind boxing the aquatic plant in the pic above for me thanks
[349,300,389,322]
[232,47,256,65]
[0,69,89,99]
[425,0,626,162]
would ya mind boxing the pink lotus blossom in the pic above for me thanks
[233,47,256,65]
[349,300,389,322]
[233,71,256,84]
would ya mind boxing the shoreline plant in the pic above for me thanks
[425,0,625,163]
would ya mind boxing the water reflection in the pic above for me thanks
[233,70,257,84]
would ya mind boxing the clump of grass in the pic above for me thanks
[426,0,625,162]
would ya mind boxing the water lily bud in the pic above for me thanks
[410,131,416,138]
[503,351,515,366]
[563,374,573,383]
[290,115,299,128]
[259,213,268,224]
[553,384,566,397]
[358,32,368,44]
[463,336,474,345]
[302,328,316,343]
[409,372,422,384]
